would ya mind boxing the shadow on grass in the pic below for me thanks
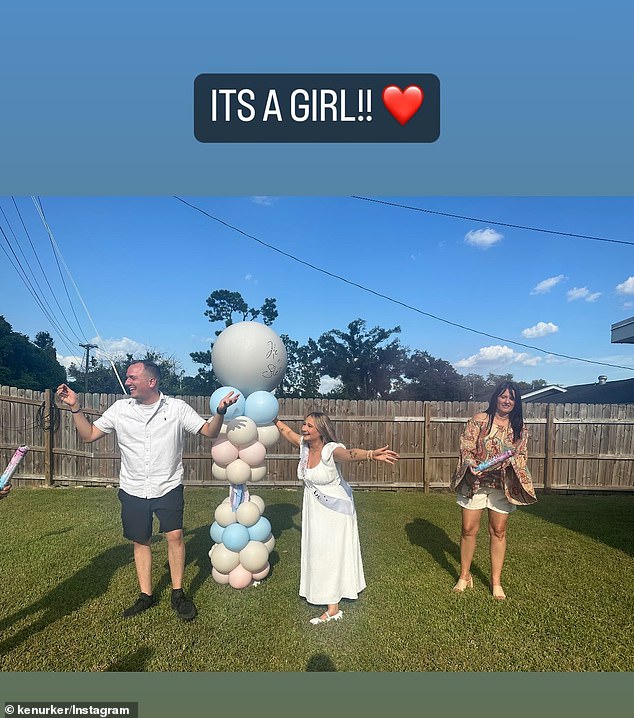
[0,543,131,655]
[106,645,154,671]
[405,518,491,589]
[306,653,337,671]
[523,493,634,556]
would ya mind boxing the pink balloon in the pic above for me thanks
[229,563,253,589]
[238,440,267,467]
[211,436,239,466]
[252,563,270,581]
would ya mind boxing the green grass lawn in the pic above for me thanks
[0,487,632,672]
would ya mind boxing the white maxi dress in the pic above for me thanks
[298,440,366,605]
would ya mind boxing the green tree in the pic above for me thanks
[33,331,57,361]
[68,350,189,396]
[277,334,321,398]
[203,290,278,336]
[393,350,465,400]
[0,316,66,390]
[317,319,406,399]
[192,290,279,388]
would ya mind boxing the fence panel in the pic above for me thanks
[1,388,633,491]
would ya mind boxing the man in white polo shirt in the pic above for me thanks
[57,360,238,621]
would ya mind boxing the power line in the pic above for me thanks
[174,196,634,374]
[351,196,634,247]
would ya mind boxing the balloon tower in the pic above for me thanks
[208,322,287,589]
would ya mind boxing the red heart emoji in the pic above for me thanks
[382,85,424,126]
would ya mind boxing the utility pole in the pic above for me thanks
[79,343,98,394]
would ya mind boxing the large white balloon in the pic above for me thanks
[211,322,287,395]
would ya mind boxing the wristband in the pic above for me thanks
[71,406,82,414]
[217,406,227,415]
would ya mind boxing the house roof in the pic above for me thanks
[522,377,634,404]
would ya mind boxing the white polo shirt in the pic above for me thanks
[94,393,206,499]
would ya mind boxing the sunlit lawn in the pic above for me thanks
[0,487,632,672]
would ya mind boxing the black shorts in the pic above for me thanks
[118,485,184,543]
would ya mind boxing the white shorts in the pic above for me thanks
[456,487,516,514]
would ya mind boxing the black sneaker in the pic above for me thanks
[123,592,156,618]
[171,588,197,621]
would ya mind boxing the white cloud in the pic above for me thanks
[251,196,277,206]
[244,273,257,283]
[58,335,148,370]
[567,287,601,302]
[464,228,504,249]
[319,375,341,394]
[521,321,559,339]
[454,345,540,369]
[616,276,634,295]
[530,274,565,294]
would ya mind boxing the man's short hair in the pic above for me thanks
[130,360,161,383]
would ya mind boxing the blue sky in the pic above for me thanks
[2,195,633,389]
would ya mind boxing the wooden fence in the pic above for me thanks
[2,386,634,492]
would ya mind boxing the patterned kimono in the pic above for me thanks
[450,415,537,506]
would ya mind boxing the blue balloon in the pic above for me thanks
[248,516,272,542]
[210,521,224,544]
[210,386,245,422]
[244,391,279,426]
[222,522,250,552]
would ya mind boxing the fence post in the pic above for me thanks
[423,401,431,493]
[44,389,53,486]
[544,402,555,491]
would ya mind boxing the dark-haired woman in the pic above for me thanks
[275,412,399,624]
[450,382,536,600]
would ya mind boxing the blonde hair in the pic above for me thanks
[305,412,338,444]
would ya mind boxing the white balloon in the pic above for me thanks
[214,502,237,527]
[211,322,287,395]
[211,567,231,585]
[250,495,265,512]
[257,422,280,448]
[264,534,276,553]
[226,416,258,447]
[250,464,267,483]
[210,544,240,573]
[236,500,261,527]
[212,463,228,481]
[226,458,252,485]
[239,540,270,573]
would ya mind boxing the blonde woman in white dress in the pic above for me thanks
[275,412,399,624]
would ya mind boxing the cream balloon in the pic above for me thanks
[214,502,237,527]
[250,495,265,512]
[263,534,276,553]
[211,567,231,585]
[210,544,240,573]
[250,464,267,483]
[239,540,269,573]
[226,416,258,447]
[257,422,280,448]
[211,463,228,481]
[235,500,261,527]
[226,458,252,485]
